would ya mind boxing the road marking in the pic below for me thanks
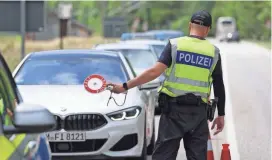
[221,51,240,160]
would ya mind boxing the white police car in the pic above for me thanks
[120,39,167,57]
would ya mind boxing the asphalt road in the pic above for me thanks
[149,39,271,160]
[213,40,271,160]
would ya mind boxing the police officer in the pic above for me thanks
[109,10,225,160]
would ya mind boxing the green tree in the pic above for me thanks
[47,1,271,40]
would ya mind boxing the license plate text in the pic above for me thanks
[46,132,86,142]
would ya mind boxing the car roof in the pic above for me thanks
[30,49,119,58]
[217,17,235,22]
[121,39,167,45]
[95,43,151,50]
[145,30,183,34]
[120,32,157,40]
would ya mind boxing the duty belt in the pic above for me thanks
[167,93,205,106]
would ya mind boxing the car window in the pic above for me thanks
[14,54,129,85]
[115,49,157,68]
[152,45,166,57]
[222,20,233,25]
[0,54,18,126]
[117,49,157,75]
[123,57,137,78]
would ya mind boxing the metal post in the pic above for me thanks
[147,7,151,30]
[58,3,72,50]
[101,1,108,37]
[59,19,68,49]
[20,0,26,60]
[59,19,63,49]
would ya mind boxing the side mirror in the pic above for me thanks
[3,103,56,134]
[140,78,161,90]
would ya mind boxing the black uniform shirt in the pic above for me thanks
[158,36,226,116]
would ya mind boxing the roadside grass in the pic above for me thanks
[251,40,271,49]
[0,36,119,71]
[3,36,270,72]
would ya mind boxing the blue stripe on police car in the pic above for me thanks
[176,51,213,69]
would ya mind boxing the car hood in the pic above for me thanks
[17,85,144,115]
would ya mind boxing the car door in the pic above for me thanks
[0,53,25,159]
[0,53,51,160]
[0,82,20,159]
[0,110,21,159]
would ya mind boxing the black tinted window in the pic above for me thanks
[15,54,128,85]
[222,21,233,25]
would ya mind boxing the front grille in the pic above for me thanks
[54,116,62,130]
[64,114,107,131]
[49,139,107,153]
[54,114,107,131]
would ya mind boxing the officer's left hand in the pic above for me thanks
[107,83,126,94]
[211,116,224,135]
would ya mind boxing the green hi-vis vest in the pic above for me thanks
[158,36,220,103]
[0,101,34,159]
[0,99,12,126]
[0,134,35,160]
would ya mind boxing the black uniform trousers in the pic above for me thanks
[152,102,209,160]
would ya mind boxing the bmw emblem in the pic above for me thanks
[60,107,67,112]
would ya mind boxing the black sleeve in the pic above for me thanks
[212,54,226,116]
[158,41,172,67]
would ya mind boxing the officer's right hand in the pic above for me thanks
[106,83,126,94]
[211,116,224,135]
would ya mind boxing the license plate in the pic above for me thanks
[46,132,86,142]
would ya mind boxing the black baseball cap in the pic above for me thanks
[191,10,212,28]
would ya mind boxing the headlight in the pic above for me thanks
[107,106,142,121]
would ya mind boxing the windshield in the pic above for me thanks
[152,45,166,57]
[107,49,157,75]
[120,49,157,68]
[15,54,128,85]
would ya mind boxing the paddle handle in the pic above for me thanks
[106,85,114,91]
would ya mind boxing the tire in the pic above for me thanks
[147,119,155,155]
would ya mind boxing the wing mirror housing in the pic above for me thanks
[139,78,161,90]
[3,103,56,134]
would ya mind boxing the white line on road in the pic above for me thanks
[221,51,240,160]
